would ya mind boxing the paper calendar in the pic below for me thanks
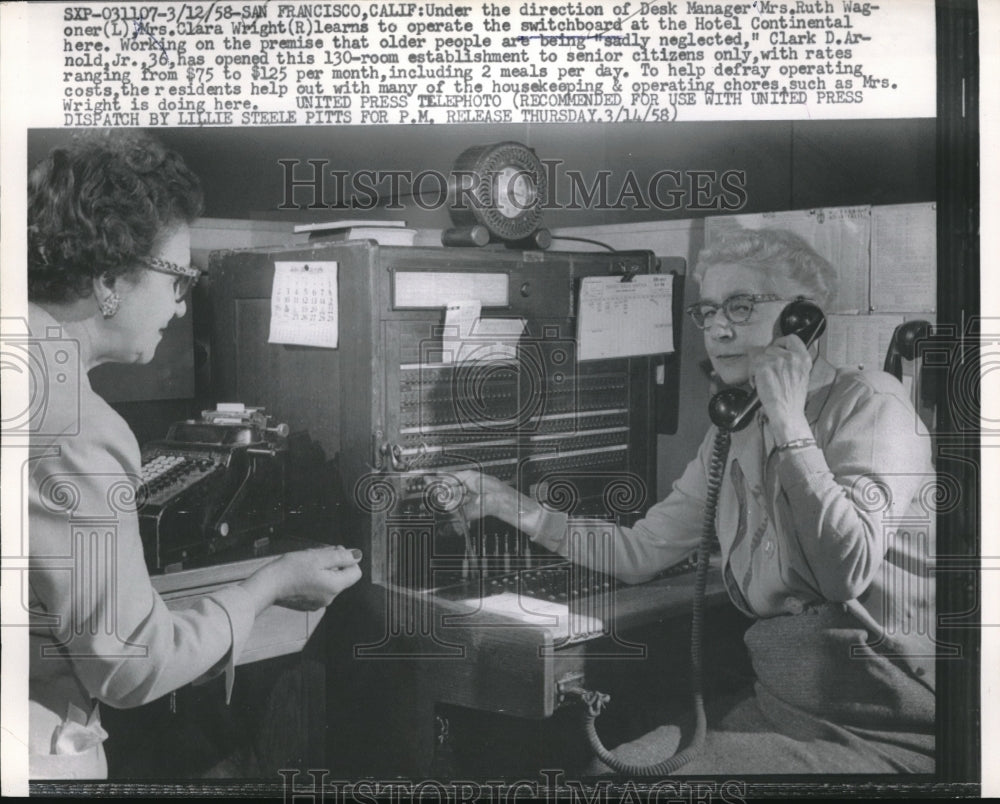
[268,261,339,348]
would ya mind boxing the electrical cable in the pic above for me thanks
[548,236,617,252]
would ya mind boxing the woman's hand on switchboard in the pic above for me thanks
[240,546,363,615]
[446,470,545,538]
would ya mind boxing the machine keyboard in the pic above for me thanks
[140,453,220,505]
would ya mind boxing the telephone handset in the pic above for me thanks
[708,300,827,433]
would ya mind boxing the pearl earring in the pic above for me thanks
[98,291,121,319]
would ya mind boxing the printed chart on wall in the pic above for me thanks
[870,203,937,313]
[705,207,872,314]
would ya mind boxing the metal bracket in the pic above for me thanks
[372,431,412,472]
[556,671,586,707]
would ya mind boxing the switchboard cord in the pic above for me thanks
[453,505,476,580]
[570,428,730,776]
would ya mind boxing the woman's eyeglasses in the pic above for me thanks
[139,256,203,302]
[685,294,805,329]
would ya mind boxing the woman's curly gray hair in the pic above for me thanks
[692,228,837,308]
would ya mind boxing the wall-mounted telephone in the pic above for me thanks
[883,319,935,434]
[883,319,931,380]
[708,300,827,433]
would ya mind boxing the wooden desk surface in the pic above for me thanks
[148,536,727,712]
[149,536,328,665]
[360,560,728,720]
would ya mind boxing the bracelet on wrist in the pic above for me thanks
[517,502,539,519]
[775,437,817,453]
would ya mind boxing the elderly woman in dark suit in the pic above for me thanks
[26,131,362,779]
[452,228,935,773]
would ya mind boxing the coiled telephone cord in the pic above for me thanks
[575,428,730,776]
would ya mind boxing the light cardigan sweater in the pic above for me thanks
[533,357,936,693]
[27,304,256,779]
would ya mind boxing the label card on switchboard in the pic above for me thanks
[442,300,527,365]
[268,261,339,348]
[577,275,674,361]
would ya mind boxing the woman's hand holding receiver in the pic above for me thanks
[750,334,815,446]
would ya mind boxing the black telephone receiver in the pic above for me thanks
[883,319,931,381]
[708,300,827,433]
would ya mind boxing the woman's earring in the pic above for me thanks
[98,291,121,319]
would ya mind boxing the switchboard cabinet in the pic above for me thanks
[209,242,700,736]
